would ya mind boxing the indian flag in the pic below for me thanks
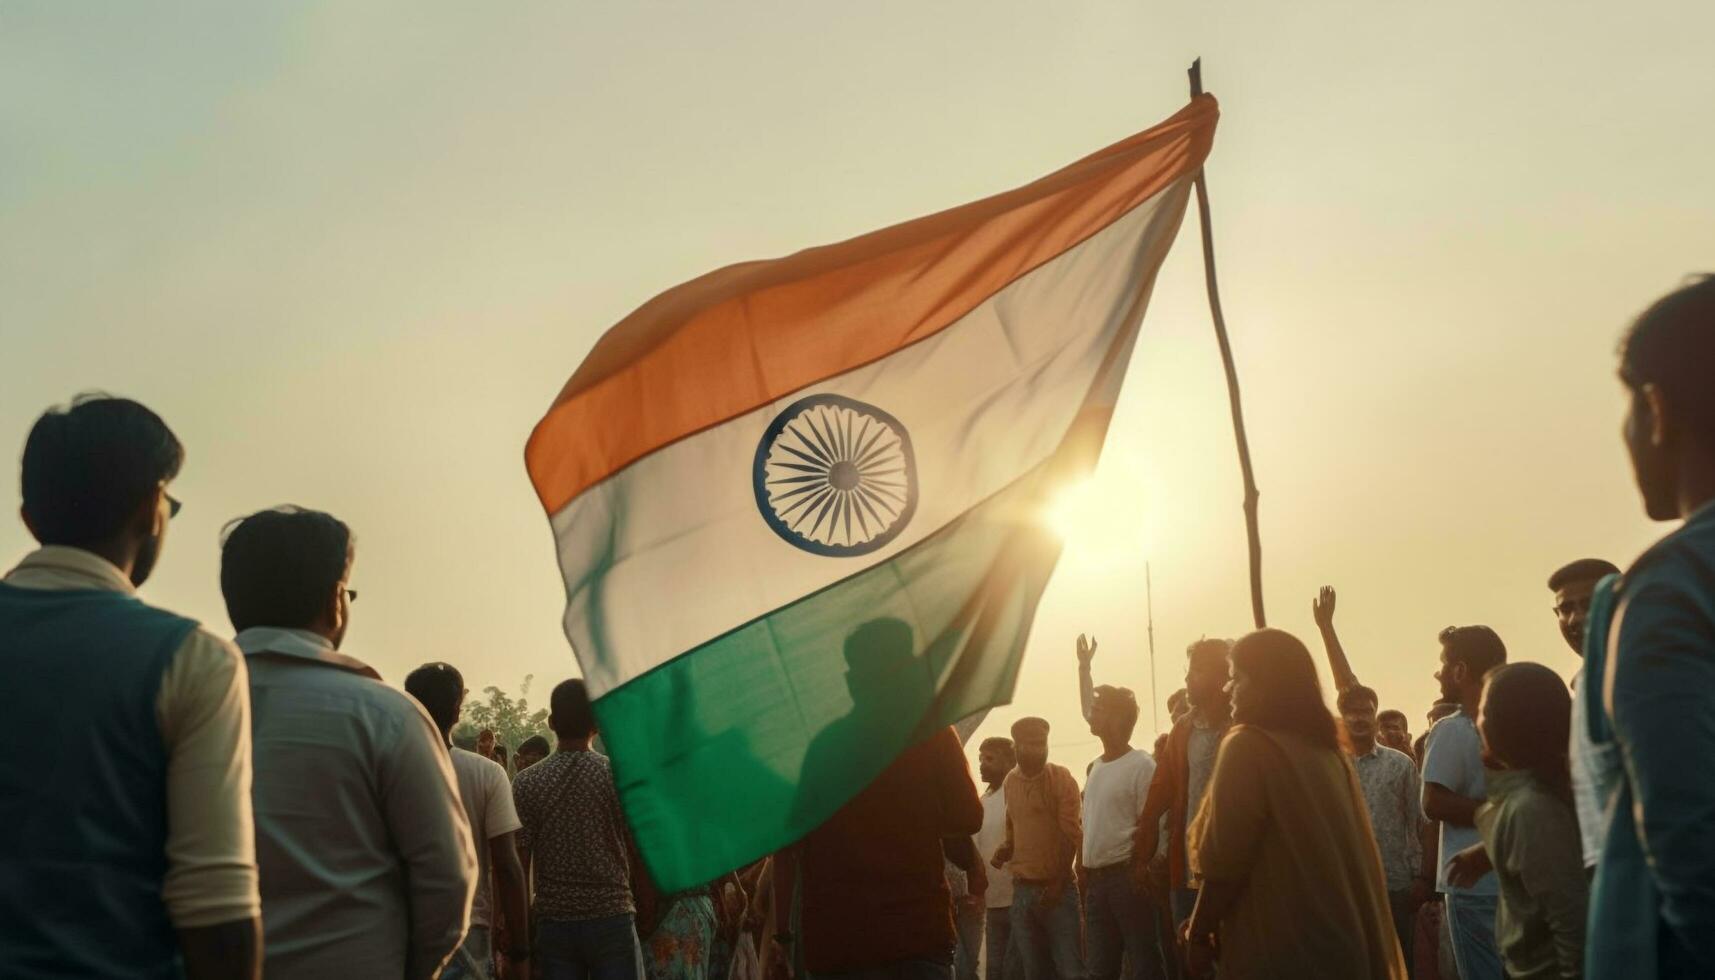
[526,95,1217,891]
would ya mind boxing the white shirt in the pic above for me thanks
[1421,711,1497,896]
[239,627,477,979]
[975,788,1014,909]
[1082,748,1156,869]
[450,747,522,927]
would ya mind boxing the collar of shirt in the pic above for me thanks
[1483,767,1535,803]
[1353,745,1382,761]
[5,545,135,595]
[235,626,381,680]
[1190,708,1232,732]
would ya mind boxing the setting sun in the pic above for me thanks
[1044,467,1154,567]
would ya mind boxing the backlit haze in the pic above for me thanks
[5,2,1712,775]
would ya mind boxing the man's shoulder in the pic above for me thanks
[452,746,507,779]
[1623,517,1715,605]
[1425,711,1473,744]
[1375,744,1415,772]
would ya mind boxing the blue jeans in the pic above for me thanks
[442,925,492,980]
[984,907,1026,980]
[809,952,954,980]
[1010,882,1086,980]
[1084,867,1166,980]
[537,914,644,980]
[1444,893,1502,980]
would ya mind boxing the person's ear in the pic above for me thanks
[1642,384,1672,449]
[135,485,168,540]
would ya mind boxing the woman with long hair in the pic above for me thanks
[1183,629,1406,978]
[1471,662,1587,978]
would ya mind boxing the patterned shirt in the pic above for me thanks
[1351,743,1423,891]
[1183,715,1229,884]
[513,750,634,921]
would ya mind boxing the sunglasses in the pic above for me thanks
[166,493,183,519]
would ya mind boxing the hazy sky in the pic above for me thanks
[5,1,1712,769]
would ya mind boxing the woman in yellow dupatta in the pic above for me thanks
[1182,629,1406,979]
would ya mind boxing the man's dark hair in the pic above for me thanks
[979,736,1015,759]
[1186,637,1232,669]
[1336,684,1380,714]
[550,679,596,740]
[220,507,353,632]
[20,394,184,547]
[404,662,463,735]
[1011,716,1050,739]
[1620,274,1715,449]
[1092,685,1141,739]
[517,735,551,757]
[1377,708,1408,728]
[1547,558,1620,592]
[1439,624,1508,681]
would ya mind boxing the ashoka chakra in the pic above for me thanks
[752,394,918,557]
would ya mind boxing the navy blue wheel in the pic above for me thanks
[753,394,918,557]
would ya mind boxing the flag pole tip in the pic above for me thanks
[1187,59,1205,97]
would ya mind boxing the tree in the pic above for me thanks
[452,674,551,753]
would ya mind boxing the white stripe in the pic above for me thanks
[555,178,1193,698]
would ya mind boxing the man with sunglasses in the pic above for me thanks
[0,394,263,979]
[223,506,477,979]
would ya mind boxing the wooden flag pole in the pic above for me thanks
[1187,59,1267,629]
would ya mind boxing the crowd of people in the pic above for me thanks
[2,273,1713,980]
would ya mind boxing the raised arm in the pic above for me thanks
[1077,634,1098,722]
[1312,586,1361,693]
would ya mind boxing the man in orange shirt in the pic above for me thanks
[991,717,1085,980]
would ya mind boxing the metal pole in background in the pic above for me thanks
[1187,58,1267,629]
[1147,561,1159,733]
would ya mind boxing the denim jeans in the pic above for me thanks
[1010,882,1086,980]
[1444,892,1502,980]
[442,925,492,980]
[953,900,984,980]
[809,951,954,980]
[1168,888,1197,930]
[537,914,644,980]
[1084,866,1166,980]
[983,907,1026,980]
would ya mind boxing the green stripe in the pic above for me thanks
[592,454,1068,891]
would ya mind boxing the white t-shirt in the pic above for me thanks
[1420,713,1497,896]
[450,747,523,927]
[975,788,1014,910]
[1082,748,1156,869]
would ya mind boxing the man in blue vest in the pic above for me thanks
[0,394,262,979]
[1589,275,1715,977]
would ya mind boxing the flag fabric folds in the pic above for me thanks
[526,95,1218,891]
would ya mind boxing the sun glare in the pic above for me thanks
[1044,471,1154,566]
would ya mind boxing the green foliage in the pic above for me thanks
[450,674,551,752]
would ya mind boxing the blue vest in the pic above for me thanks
[0,581,197,979]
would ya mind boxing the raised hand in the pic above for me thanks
[1312,586,1337,630]
[1076,633,1098,665]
